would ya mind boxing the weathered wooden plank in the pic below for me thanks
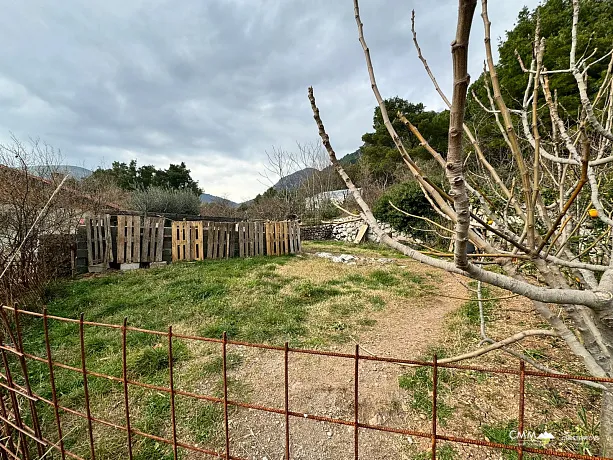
[289,221,295,254]
[227,223,232,258]
[242,222,247,257]
[218,223,223,259]
[238,222,245,258]
[243,222,246,257]
[207,222,214,259]
[179,221,185,261]
[251,221,256,257]
[209,223,217,259]
[296,221,301,252]
[185,221,192,261]
[86,218,93,266]
[192,221,204,260]
[280,221,285,255]
[354,224,369,244]
[214,222,220,259]
[133,216,141,263]
[171,221,178,262]
[220,223,225,258]
[257,221,264,256]
[284,221,289,255]
[267,222,272,256]
[105,214,113,263]
[141,218,151,262]
[92,217,98,262]
[117,215,126,263]
[154,218,164,262]
[189,221,196,260]
[251,222,256,256]
[192,222,197,259]
[125,216,133,263]
[265,222,271,256]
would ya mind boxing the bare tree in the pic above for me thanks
[309,0,613,452]
[255,141,349,221]
[0,137,112,307]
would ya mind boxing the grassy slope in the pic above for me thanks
[17,245,432,459]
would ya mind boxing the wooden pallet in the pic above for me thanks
[117,215,141,264]
[141,217,165,262]
[207,222,234,259]
[85,214,113,271]
[237,221,264,257]
[265,221,300,256]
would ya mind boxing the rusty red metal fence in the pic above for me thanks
[0,304,611,459]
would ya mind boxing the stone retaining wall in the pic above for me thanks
[301,218,417,244]
[300,224,334,241]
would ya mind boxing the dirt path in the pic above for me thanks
[223,258,469,460]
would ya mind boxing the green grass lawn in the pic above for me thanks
[13,244,433,459]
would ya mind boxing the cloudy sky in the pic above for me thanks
[0,0,538,202]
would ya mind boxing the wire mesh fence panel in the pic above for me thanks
[0,305,611,459]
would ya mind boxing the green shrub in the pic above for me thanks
[130,186,201,215]
[372,181,437,235]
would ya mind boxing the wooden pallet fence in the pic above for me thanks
[191,221,206,260]
[85,214,113,269]
[141,217,165,263]
[207,222,235,259]
[171,221,194,261]
[170,220,300,261]
[265,220,300,256]
[116,215,141,264]
[237,221,264,257]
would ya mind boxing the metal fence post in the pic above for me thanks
[10,306,44,458]
[284,342,290,460]
[79,313,96,459]
[43,308,64,460]
[168,326,178,460]
[518,360,525,460]
[222,332,230,460]
[354,344,359,460]
[431,354,438,460]
[122,318,133,460]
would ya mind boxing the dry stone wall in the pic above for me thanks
[301,217,420,244]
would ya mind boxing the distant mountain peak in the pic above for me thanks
[200,193,238,207]
[272,168,317,191]
[30,165,93,180]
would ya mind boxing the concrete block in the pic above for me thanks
[120,263,140,271]
[149,261,167,268]
[88,264,106,273]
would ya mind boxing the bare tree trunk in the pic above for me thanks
[446,0,477,269]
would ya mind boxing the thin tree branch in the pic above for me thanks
[438,329,558,364]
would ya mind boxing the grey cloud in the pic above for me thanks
[0,0,538,200]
